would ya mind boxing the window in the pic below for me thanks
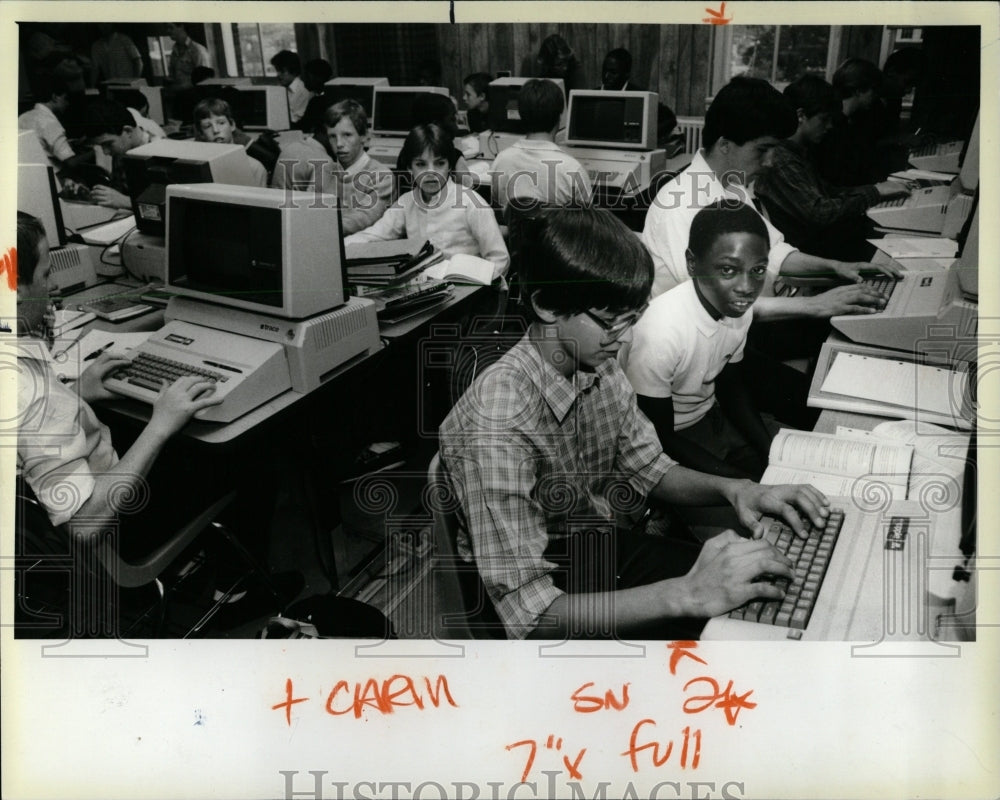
[229,23,297,77]
[147,35,172,79]
[712,25,841,96]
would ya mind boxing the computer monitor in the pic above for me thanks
[955,196,979,300]
[563,90,658,150]
[198,77,253,87]
[958,111,980,192]
[18,129,50,166]
[121,139,257,237]
[371,85,450,137]
[164,183,347,319]
[487,77,566,135]
[103,83,165,125]
[323,77,390,119]
[226,85,291,131]
[18,163,67,248]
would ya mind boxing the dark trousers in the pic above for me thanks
[542,525,708,640]
[742,337,822,431]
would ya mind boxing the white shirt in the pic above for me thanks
[624,280,751,430]
[17,344,119,527]
[489,138,592,210]
[128,107,166,141]
[286,77,311,125]
[18,103,74,166]
[641,150,797,298]
[345,179,510,276]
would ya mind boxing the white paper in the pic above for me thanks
[821,351,968,418]
[870,237,959,259]
[80,215,138,245]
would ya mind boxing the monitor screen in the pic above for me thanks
[166,183,347,319]
[225,86,290,131]
[564,91,658,149]
[371,86,449,136]
[170,200,283,308]
[122,140,256,237]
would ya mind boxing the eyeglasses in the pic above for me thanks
[581,305,647,340]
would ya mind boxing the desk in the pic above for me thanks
[87,281,494,588]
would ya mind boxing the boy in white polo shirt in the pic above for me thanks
[626,201,774,481]
[489,78,592,215]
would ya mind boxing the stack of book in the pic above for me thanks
[344,239,444,287]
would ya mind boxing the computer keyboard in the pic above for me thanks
[909,140,963,159]
[111,353,228,395]
[727,508,845,630]
[862,274,900,303]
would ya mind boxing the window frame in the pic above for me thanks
[710,25,843,107]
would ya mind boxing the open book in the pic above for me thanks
[761,429,914,501]
[423,253,497,285]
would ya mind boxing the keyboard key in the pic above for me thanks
[728,509,845,631]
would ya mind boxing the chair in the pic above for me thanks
[427,454,507,639]
[14,480,282,638]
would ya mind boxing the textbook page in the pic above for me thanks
[762,429,912,500]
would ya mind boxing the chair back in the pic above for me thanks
[427,454,507,639]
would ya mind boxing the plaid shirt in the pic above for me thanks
[439,336,676,638]
[756,139,881,249]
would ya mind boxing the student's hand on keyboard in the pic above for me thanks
[729,480,830,539]
[148,376,223,437]
[90,185,131,210]
[875,180,913,199]
[829,259,900,282]
[811,283,889,316]
[680,530,796,617]
[78,354,133,403]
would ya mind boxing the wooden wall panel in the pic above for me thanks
[837,25,883,66]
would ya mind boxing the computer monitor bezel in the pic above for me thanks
[121,139,256,237]
[323,77,390,119]
[563,89,659,150]
[486,76,567,135]
[18,163,67,248]
[370,85,450,137]
[164,183,348,320]
[229,85,291,131]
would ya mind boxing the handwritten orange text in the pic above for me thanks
[571,682,630,713]
[683,677,757,725]
[623,721,702,772]
[507,734,587,783]
[1,248,15,291]
[272,674,458,725]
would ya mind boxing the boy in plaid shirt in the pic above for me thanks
[439,206,830,640]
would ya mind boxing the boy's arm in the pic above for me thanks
[528,531,798,637]
[714,360,774,459]
[758,151,883,229]
[466,196,511,276]
[69,377,222,535]
[343,201,406,244]
[779,249,900,283]
[752,284,888,321]
[650,465,829,539]
[340,169,393,235]
[636,393,755,479]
